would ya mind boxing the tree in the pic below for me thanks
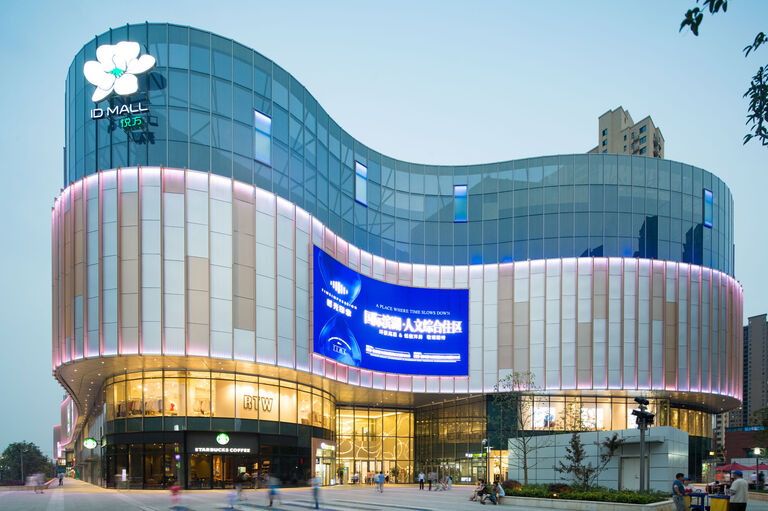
[680,0,768,146]
[492,371,551,485]
[0,442,53,483]
[554,432,625,490]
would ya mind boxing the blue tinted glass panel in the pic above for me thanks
[254,110,271,165]
[703,189,713,228]
[355,161,368,206]
[454,185,467,222]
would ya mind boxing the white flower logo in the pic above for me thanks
[83,41,156,103]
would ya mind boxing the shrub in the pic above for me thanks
[501,479,522,491]
[501,485,669,504]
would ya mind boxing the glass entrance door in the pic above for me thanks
[212,455,234,488]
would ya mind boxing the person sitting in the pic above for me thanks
[469,480,484,501]
[494,481,505,503]
[683,477,695,493]
[479,481,497,505]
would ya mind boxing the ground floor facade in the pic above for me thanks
[62,370,715,489]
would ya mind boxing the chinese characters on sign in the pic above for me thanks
[313,246,469,376]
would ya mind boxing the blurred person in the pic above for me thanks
[418,471,425,490]
[267,475,281,507]
[58,472,63,486]
[169,479,182,508]
[728,470,748,511]
[684,477,695,493]
[311,474,321,509]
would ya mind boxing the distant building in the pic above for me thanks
[729,314,768,428]
[588,106,664,158]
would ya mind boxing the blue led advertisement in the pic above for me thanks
[312,246,469,376]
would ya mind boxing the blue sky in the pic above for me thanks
[0,0,765,456]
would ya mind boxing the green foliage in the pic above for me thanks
[547,483,573,493]
[500,484,669,504]
[680,0,727,36]
[554,432,625,490]
[679,1,768,147]
[0,442,53,482]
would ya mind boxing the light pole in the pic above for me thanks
[632,397,655,493]
[755,447,763,490]
[482,439,491,483]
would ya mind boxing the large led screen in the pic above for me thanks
[312,246,469,376]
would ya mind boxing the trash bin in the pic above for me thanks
[685,494,690,508]
[709,494,729,511]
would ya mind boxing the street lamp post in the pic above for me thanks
[482,439,491,483]
[755,448,763,490]
[632,397,655,493]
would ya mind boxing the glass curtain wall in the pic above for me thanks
[103,371,335,431]
[336,407,413,484]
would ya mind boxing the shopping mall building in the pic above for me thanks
[52,23,743,489]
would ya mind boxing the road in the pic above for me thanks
[3,478,768,511]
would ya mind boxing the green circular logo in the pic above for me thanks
[83,438,97,449]
[216,433,230,445]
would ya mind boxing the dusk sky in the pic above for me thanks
[0,0,765,456]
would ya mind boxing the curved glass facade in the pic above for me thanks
[55,23,742,491]
[64,23,734,275]
[103,371,336,433]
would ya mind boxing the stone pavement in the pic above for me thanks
[3,478,768,511]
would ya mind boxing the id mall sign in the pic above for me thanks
[90,102,148,120]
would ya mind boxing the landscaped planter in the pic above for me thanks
[499,496,674,511]
[750,491,768,502]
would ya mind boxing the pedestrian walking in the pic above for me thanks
[169,480,182,508]
[58,472,63,486]
[418,471,425,490]
[728,470,748,511]
[672,473,686,511]
[267,475,281,507]
[311,475,321,509]
[428,472,433,491]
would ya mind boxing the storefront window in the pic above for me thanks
[279,386,296,423]
[127,378,143,417]
[212,379,235,417]
[144,379,162,416]
[114,378,126,418]
[164,378,185,416]
[236,379,259,420]
[312,394,323,427]
[188,378,211,416]
[322,397,332,430]
[106,383,115,421]
[101,372,336,433]
[258,384,279,422]
[298,391,312,426]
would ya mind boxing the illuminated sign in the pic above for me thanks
[193,447,251,453]
[84,41,156,103]
[216,433,230,445]
[242,394,274,412]
[90,102,148,120]
[465,453,486,458]
[83,438,97,449]
[313,246,469,376]
[320,442,335,451]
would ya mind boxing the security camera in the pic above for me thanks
[634,397,650,406]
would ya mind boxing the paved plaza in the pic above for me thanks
[3,478,768,511]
